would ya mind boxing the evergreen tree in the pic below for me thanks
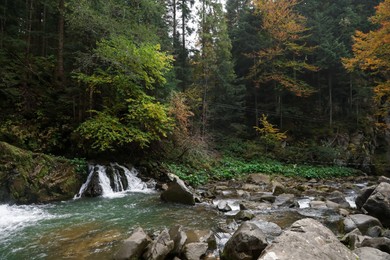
[194,0,244,136]
[251,0,317,128]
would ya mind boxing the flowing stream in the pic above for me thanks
[0,164,365,259]
[0,165,220,260]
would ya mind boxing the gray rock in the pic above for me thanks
[383,230,390,239]
[143,229,174,260]
[114,227,151,260]
[250,219,282,242]
[247,174,272,186]
[160,174,196,205]
[234,210,255,221]
[222,222,268,260]
[367,226,384,238]
[242,183,262,192]
[259,218,358,260]
[353,247,390,260]
[379,176,390,184]
[326,200,341,209]
[272,181,285,196]
[83,171,103,197]
[327,190,350,208]
[310,200,327,209]
[356,185,376,209]
[217,201,232,212]
[339,208,350,217]
[258,194,276,203]
[361,182,390,227]
[361,237,390,254]
[185,230,216,250]
[344,214,383,234]
[169,225,187,254]
[273,194,295,208]
[183,242,209,260]
[340,228,365,250]
[236,190,251,199]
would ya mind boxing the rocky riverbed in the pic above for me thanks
[114,173,390,259]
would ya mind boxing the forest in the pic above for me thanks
[0,0,389,183]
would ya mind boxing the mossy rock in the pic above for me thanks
[0,142,84,204]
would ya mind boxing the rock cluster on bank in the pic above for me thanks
[136,172,390,259]
[114,225,216,260]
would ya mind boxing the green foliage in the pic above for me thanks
[254,114,287,152]
[165,163,210,187]
[76,99,173,151]
[74,36,174,152]
[166,155,359,186]
[69,157,88,176]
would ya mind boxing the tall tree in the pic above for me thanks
[343,0,390,126]
[299,0,380,126]
[251,0,317,128]
[194,0,244,136]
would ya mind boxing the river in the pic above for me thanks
[1,175,220,259]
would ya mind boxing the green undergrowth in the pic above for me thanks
[164,156,361,187]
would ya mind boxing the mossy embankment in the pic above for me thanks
[0,142,86,204]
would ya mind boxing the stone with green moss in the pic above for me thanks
[0,142,84,204]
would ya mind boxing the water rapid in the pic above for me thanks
[0,164,219,260]
[75,163,155,199]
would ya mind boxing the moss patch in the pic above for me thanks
[0,142,84,204]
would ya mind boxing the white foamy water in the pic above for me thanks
[75,163,155,199]
[297,197,314,209]
[345,195,357,208]
[0,204,53,240]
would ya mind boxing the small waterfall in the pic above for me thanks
[74,163,154,199]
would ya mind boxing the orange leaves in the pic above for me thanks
[343,0,390,120]
[254,0,307,43]
[251,0,317,96]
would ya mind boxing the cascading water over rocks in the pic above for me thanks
[75,163,154,198]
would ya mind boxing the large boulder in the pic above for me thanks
[114,227,151,260]
[343,214,383,235]
[143,229,174,260]
[81,170,103,197]
[169,225,187,255]
[185,229,216,250]
[0,142,83,203]
[353,247,390,260]
[360,182,390,227]
[361,237,390,254]
[340,228,366,250]
[183,242,209,260]
[222,222,268,260]
[356,185,376,209]
[250,219,282,243]
[272,193,296,208]
[161,173,196,205]
[259,218,357,260]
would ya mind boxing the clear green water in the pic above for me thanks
[0,192,220,260]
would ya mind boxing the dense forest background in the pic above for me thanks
[0,0,389,177]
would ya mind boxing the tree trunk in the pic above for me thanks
[21,0,34,114]
[181,0,186,91]
[279,94,283,129]
[328,71,333,127]
[255,86,259,128]
[0,0,7,48]
[173,0,176,47]
[41,3,47,56]
[349,73,353,114]
[57,0,65,87]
